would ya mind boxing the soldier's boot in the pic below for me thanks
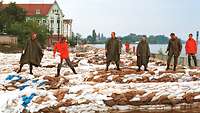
[105,66,108,71]
[173,66,176,71]
[105,63,109,71]
[144,66,149,71]
[166,65,170,70]
[72,68,77,74]
[188,55,192,68]
[17,64,23,73]
[55,69,60,77]
[29,65,33,75]
[116,64,120,71]
[137,67,141,72]
[193,56,198,67]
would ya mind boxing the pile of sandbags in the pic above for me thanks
[104,89,200,107]
[103,90,145,106]
[43,76,69,89]
[189,71,200,80]
[85,68,144,83]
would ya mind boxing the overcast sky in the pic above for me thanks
[4,0,200,40]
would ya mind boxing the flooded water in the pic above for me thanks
[90,44,200,59]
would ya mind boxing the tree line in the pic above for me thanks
[86,30,170,44]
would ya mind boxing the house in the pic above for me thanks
[1,1,72,38]
[18,1,65,36]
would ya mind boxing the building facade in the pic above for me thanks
[17,1,65,36]
[1,1,70,37]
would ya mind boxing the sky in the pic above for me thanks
[3,0,200,40]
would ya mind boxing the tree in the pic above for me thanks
[92,29,97,42]
[0,11,7,33]
[7,20,49,47]
[3,2,26,22]
[0,2,26,34]
[75,33,81,44]
[87,35,94,43]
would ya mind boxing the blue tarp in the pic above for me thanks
[21,93,37,108]
[5,74,22,81]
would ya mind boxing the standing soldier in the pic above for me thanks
[53,37,77,77]
[166,33,182,71]
[17,32,43,74]
[105,32,120,71]
[125,41,130,53]
[185,33,198,67]
[136,35,150,71]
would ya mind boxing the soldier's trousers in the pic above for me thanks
[57,58,76,74]
[188,54,197,67]
[167,55,178,68]
[18,63,33,74]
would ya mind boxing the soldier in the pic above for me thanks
[125,41,130,53]
[17,32,43,74]
[105,32,120,71]
[185,33,198,67]
[136,35,150,71]
[166,33,182,71]
[53,37,77,77]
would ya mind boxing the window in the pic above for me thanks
[37,19,40,23]
[51,20,54,25]
[35,9,41,15]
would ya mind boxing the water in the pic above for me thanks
[90,44,200,59]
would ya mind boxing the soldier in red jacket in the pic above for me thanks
[125,41,130,53]
[53,37,77,77]
[185,33,198,67]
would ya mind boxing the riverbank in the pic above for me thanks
[89,44,200,60]
[0,45,200,113]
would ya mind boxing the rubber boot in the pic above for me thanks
[105,65,109,71]
[72,68,77,74]
[137,67,141,72]
[116,64,120,71]
[166,65,170,71]
[17,64,23,73]
[173,66,176,71]
[144,67,149,71]
[55,69,60,77]
[29,64,33,75]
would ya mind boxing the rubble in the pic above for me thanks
[0,45,200,113]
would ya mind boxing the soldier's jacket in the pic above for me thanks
[105,38,120,62]
[136,40,150,66]
[167,37,182,56]
[19,38,43,66]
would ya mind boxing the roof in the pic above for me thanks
[0,1,64,17]
[16,4,53,16]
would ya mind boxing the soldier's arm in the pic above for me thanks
[136,43,140,56]
[166,40,171,52]
[105,39,110,51]
[22,39,29,54]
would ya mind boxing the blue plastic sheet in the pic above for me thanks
[32,79,39,83]
[32,79,46,87]
[18,85,29,91]
[21,93,37,108]
[5,74,22,81]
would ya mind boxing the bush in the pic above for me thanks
[6,20,49,48]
